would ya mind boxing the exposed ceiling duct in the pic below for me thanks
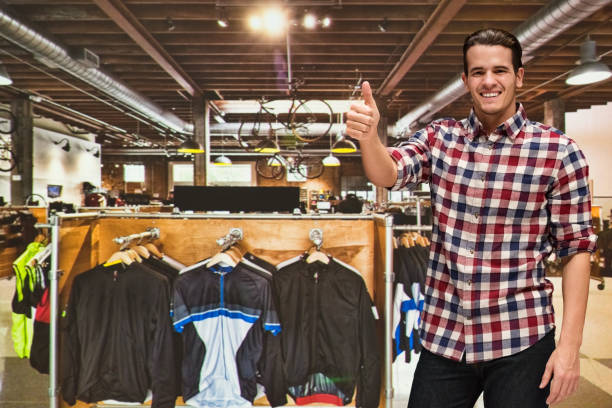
[0,9,192,135]
[394,0,612,137]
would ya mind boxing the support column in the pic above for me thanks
[11,95,33,205]
[192,93,208,186]
[543,97,565,133]
[375,108,389,208]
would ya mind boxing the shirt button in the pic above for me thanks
[488,143,494,150]
[480,175,485,182]
[467,279,472,285]
[474,213,479,220]
[469,249,474,255]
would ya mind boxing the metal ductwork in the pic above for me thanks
[0,9,192,135]
[394,0,612,137]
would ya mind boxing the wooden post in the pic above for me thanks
[11,95,33,205]
[375,106,388,207]
[543,97,565,133]
[192,93,208,186]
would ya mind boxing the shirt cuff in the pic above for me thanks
[386,147,407,191]
[557,234,598,258]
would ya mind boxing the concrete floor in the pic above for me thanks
[1,276,611,407]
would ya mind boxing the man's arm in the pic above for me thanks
[345,81,397,188]
[539,251,590,405]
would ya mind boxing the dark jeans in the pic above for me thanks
[408,330,555,408]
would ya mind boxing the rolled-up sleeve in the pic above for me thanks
[386,125,433,191]
[548,139,597,258]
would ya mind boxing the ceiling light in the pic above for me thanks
[377,17,389,33]
[213,155,232,166]
[321,16,331,28]
[86,146,100,158]
[166,17,176,32]
[263,7,286,36]
[0,63,12,86]
[303,13,317,29]
[248,15,262,31]
[322,154,340,167]
[254,139,280,153]
[217,8,229,28]
[267,155,285,167]
[177,138,204,154]
[566,39,612,85]
[53,138,71,152]
[331,137,357,153]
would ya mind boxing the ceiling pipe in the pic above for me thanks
[102,148,362,157]
[0,9,192,136]
[394,0,612,137]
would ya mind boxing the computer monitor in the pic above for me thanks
[47,184,63,198]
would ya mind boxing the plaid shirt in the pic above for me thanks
[388,104,596,363]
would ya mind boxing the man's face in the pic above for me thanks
[461,44,524,130]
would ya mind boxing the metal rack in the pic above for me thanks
[43,211,397,408]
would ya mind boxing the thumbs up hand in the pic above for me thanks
[345,81,380,142]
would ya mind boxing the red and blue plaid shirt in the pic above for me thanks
[388,104,597,363]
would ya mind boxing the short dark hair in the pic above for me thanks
[463,28,523,74]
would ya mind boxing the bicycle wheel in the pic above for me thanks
[237,117,272,152]
[290,99,333,143]
[0,108,16,135]
[255,156,284,179]
[0,146,17,172]
[296,156,323,179]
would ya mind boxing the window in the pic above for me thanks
[173,163,194,184]
[123,164,145,183]
[209,164,253,186]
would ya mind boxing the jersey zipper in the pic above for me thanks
[310,269,319,373]
[220,272,229,380]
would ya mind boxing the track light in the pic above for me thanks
[166,17,176,32]
[53,138,71,152]
[86,146,100,158]
[177,138,204,154]
[566,39,612,85]
[213,155,232,166]
[0,63,12,86]
[377,18,389,33]
[321,16,331,28]
[217,8,229,28]
[303,13,317,29]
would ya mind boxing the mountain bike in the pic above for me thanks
[0,107,17,172]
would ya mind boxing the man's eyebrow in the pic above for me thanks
[469,65,512,73]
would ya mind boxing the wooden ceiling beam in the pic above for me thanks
[377,0,467,95]
[93,0,201,96]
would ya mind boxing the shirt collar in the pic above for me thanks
[465,103,526,142]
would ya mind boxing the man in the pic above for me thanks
[346,28,596,407]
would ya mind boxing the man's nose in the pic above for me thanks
[482,71,496,85]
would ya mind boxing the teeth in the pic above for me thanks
[482,92,499,97]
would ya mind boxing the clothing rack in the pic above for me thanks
[113,227,160,248]
[45,212,392,408]
[216,228,243,251]
[309,228,323,250]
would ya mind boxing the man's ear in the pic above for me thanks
[515,67,525,88]
[461,72,468,91]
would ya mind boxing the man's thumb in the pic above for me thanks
[361,81,376,107]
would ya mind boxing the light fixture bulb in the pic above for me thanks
[263,7,286,36]
[303,14,317,29]
[0,63,12,86]
[248,15,262,31]
[321,16,331,27]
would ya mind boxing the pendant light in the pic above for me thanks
[331,112,357,154]
[566,38,612,86]
[213,137,232,165]
[177,138,204,154]
[323,114,341,166]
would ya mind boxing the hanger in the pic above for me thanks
[305,244,330,264]
[206,251,237,268]
[105,250,133,266]
[400,233,415,248]
[144,243,163,258]
[132,245,150,259]
[125,249,142,263]
[34,233,47,244]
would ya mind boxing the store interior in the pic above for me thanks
[0,1,611,407]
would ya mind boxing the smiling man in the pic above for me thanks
[346,28,596,407]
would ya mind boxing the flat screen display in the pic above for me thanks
[174,186,300,213]
[47,184,63,198]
